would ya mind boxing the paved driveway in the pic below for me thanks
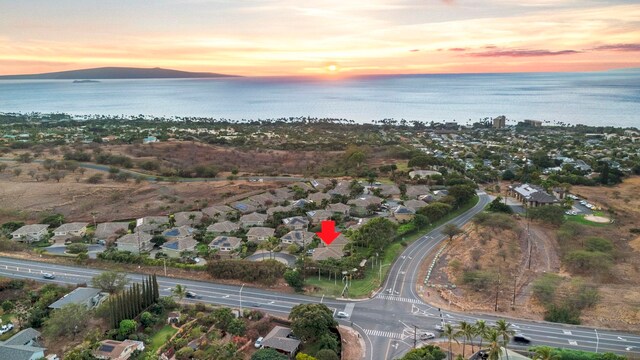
[245,251,297,267]
[45,244,106,259]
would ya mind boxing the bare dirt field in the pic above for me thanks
[0,161,281,224]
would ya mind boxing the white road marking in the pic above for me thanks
[363,329,403,339]
[569,340,578,346]
[563,330,572,335]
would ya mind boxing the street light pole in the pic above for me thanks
[595,329,599,353]
[163,258,167,277]
[239,283,245,317]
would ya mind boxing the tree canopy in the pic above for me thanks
[91,271,129,294]
[288,303,337,341]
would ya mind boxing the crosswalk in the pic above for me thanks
[376,295,424,304]
[363,328,404,339]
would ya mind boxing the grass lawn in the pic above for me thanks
[148,324,178,352]
[307,195,479,298]
[565,215,610,227]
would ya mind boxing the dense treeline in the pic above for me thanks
[108,274,160,328]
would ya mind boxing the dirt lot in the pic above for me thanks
[0,161,281,223]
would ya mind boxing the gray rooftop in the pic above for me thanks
[49,287,102,309]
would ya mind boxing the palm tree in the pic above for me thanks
[533,346,559,360]
[495,320,515,360]
[442,323,459,360]
[484,328,503,360]
[456,321,475,357]
[171,284,187,301]
[474,320,489,351]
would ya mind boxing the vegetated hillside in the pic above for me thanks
[0,66,237,79]
[426,178,640,330]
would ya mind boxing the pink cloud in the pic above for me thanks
[591,43,640,52]
[469,49,580,57]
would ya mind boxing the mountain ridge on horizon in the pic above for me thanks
[0,66,238,80]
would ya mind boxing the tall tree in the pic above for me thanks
[532,346,559,360]
[172,284,187,301]
[484,328,503,360]
[43,303,91,338]
[441,323,459,360]
[91,271,129,294]
[495,320,515,360]
[456,321,475,357]
[474,320,489,351]
[288,303,337,342]
[442,223,462,242]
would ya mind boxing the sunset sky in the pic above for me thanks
[1,0,639,76]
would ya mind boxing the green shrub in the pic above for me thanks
[532,273,562,304]
[584,237,613,253]
[461,270,495,291]
[544,304,581,324]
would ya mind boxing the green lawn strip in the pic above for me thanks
[307,195,479,298]
[148,324,178,352]
[565,215,609,227]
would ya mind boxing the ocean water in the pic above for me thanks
[0,70,639,127]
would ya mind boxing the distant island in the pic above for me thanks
[0,66,238,80]
[73,79,100,83]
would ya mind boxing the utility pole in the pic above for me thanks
[413,324,418,349]
[239,283,245,317]
[512,275,517,309]
[494,265,501,312]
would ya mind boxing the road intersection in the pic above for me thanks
[0,192,638,359]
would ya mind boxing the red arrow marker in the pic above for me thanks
[316,220,340,246]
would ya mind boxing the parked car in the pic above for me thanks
[43,273,55,279]
[0,323,14,335]
[420,332,436,340]
[254,336,264,348]
[512,334,532,345]
[336,311,349,318]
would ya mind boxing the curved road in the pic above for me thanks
[0,192,637,358]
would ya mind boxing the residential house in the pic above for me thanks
[248,193,278,209]
[206,221,239,234]
[326,202,350,216]
[116,232,153,254]
[405,185,431,199]
[393,205,416,222]
[201,205,235,220]
[161,237,198,258]
[273,187,294,202]
[172,211,204,227]
[508,183,559,207]
[307,191,330,204]
[281,230,315,247]
[348,195,383,215]
[379,184,401,198]
[240,212,268,228]
[246,227,275,243]
[134,216,168,233]
[11,224,49,242]
[93,339,145,360]
[261,326,300,359]
[306,210,333,225]
[267,205,293,217]
[162,225,195,240]
[209,236,242,254]
[282,216,309,231]
[95,222,130,242]
[167,311,180,324]
[0,328,45,360]
[403,199,428,212]
[231,201,258,214]
[328,181,351,197]
[312,234,349,261]
[310,179,332,191]
[52,222,88,237]
[291,199,312,209]
[289,181,312,192]
[347,218,370,231]
[432,190,449,201]
[49,287,107,310]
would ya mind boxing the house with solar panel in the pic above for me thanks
[160,237,198,258]
[282,216,309,231]
[93,339,144,360]
[209,235,242,256]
